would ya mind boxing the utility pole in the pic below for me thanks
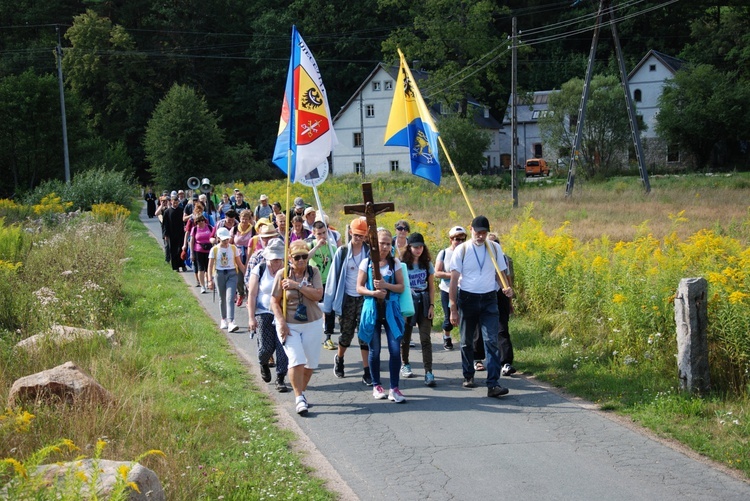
[511,17,519,208]
[565,0,650,196]
[56,25,71,184]
[359,93,366,179]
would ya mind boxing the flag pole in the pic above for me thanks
[438,136,510,290]
[312,185,337,257]
[283,153,292,317]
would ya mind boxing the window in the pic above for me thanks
[354,162,363,174]
[667,144,680,163]
[384,81,393,90]
[634,89,642,102]
[353,132,362,147]
[532,110,540,119]
[533,143,543,158]
[372,81,381,91]
[365,104,374,118]
[390,160,399,172]
[649,64,656,72]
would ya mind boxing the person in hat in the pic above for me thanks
[448,215,513,398]
[177,189,187,209]
[323,217,373,385]
[247,238,289,393]
[255,194,273,221]
[208,227,246,333]
[293,196,306,218]
[302,206,316,232]
[434,226,467,350]
[399,232,437,386]
[270,240,324,415]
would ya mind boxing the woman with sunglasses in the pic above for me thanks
[271,240,324,415]
[434,226,467,351]
[393,220,411,259]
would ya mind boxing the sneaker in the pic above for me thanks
[488,385,509,398]
[228,321,239,333]
[235,295,244,307]
[409,341,416,347]
[372,385,387,399]
[296,397,309,415]
[323,339,336,350]
[200,286,207,294]
[220,319,228,329]
[462,377,476,388]
[400,363,414,378]
[361,368,373,386]
[195,282,201,287]
[424,372,436,387]
[260,364,271,383]
[388,387,406,403]
[443,337,454,351]
[275,375,288,393]
[333,355,345,378]
[501,364,517,376]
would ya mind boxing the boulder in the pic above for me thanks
[15,325,116,353]
[7,361,112,407]
[34,459,165,500]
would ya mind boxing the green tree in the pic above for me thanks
[144,84,225,189]
[539,74,631,179]
[656,64,750,169]
[437,115,491,175]
[379,0,510,115]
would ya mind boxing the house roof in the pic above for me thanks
[332,62,500,129]
[501,90,556,125]
[628,49,683,79]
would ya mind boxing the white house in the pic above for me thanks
[330,63,502,177]
[498,50,685,168]
[628,49,683,139]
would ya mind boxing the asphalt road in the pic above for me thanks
[141,206,750,500]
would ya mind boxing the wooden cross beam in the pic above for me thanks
[343,182,394,285]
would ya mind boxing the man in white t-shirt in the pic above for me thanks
[449,216,513,398]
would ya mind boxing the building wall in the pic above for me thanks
[628,55,675,139]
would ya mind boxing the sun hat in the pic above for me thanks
[449,226,467,237]
[263,239,285,260]
[407,232,425,247]
[350,217,368,236]
[259,194,268,201]
[255,217,272,233]
[289,240,309,257]
[217,227,231,241]
[471,215,491,232]
[258,225,279,238]
[304,206,316,216]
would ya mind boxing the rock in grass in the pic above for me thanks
[7,361,112,407]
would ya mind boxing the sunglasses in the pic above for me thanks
[292,254,309,261]
[452,237,466,242]
[396,226,408,232]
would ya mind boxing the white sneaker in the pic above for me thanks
[200,286,207,294]
[228,321,239,332]
[388,387,406,403]
[220,319,227,329]
[296,396,308,415]
[372,385,387,400]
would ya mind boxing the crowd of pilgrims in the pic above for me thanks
[144,186,516,416]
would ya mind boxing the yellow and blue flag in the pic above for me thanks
[384,49,441,186]
[273,26,337,183]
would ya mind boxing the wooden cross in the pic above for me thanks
[343,182,394,286]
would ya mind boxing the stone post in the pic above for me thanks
[674,278,710,394]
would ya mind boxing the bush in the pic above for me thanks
[0,199,34,224]
[65,168,136,211]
